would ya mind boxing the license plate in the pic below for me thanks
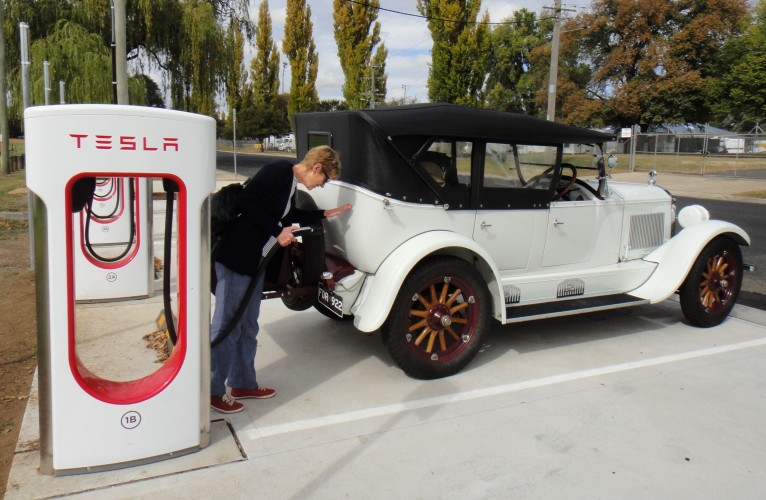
[317,282,343,317]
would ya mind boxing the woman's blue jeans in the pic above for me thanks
[210,262,265,397]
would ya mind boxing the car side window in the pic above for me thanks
[479,143,558,209]
[417,140,472,189]
[415,139,472,208]
[483,143,521,188]
[517,146,557,191]
[483,143,556,191]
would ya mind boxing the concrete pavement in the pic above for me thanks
[7,297,766,498]
[5,169,766,498]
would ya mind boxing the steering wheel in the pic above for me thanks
[524,164,578,201]
[553,164,577,201]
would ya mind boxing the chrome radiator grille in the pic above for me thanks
[628,212,665,250]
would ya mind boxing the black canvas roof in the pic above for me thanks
[358,103,615,144]
[294,103,614,205]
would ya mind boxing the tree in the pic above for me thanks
[2,0,253,121]
[282,0,319,121]
[220,16,247,138]
[707,0,766,131]
[316,99,348,112]
[416,0,489,105]
[333,0,388,109]
[248,0,287,136]
[29,20,112,104]
[484,8,544,114]
[566,0,747,129]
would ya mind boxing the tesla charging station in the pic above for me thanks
[73,174,153,301]
[25,104,215,475]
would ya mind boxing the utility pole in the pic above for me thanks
[544,0,575,122]
[0,0,9,175]
[282,62,287,94]
[113,0,129,104]
[402,84,409,102]
[364,65,382,109]
[110,1,118,103]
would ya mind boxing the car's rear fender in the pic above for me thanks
[629,220,750,303]
[351,231,504,332]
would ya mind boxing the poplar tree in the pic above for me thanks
[282,0,319,120]
[248,0,286,135]
[333,0,388,109]
[416,0,489,105]
[221,17,247,139]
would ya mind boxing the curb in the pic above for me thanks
[0,211,28,220]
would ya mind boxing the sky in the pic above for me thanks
[257,1,592,104]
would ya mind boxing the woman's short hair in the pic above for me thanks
[303,145,341,179]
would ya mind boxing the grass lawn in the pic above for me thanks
[0,170,28,212]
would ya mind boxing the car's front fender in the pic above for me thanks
[630,220,750,303]
[351,231,504,332]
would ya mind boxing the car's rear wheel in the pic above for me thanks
[679,236,743,327]
[383,258,490,379]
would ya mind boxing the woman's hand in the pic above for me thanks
[324,203,352,218]
[276,226,297,247]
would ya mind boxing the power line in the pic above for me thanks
[345,0,557,26]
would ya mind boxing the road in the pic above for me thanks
[677,196,765,308]
[216,150,292,179]
[215,152,765,309]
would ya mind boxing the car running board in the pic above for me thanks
[505,293,649,324]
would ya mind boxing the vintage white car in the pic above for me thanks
[277,103,751,379]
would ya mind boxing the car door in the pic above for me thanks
[472,143,554,272]
[541,200,598,267]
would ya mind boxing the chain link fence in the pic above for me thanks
[609,130,766,178]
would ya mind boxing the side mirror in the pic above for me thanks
[607,154,617,170]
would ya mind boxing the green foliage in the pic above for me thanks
[283,0,319,121]
[223,17,247,118]
[29,20,111,104]
[316,99,349,112]
[485,9,543,114]
[417,0,489,105]
[333,0,387,109]
[234,0,288,138]
[2,0,252,121]
[707,0,766,130]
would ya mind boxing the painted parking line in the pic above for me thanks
[246,336,766,440]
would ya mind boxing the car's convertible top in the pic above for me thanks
[357,103,615,145]
[295,103,615,203]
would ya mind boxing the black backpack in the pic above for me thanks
[210,180,246,254]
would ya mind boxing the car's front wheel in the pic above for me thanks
[383,258,490,379]
[679,236,743,327]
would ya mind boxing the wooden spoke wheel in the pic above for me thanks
[680,237,743,327]
[384,258,490,379]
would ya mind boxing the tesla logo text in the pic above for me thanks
[69,134,179,152]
